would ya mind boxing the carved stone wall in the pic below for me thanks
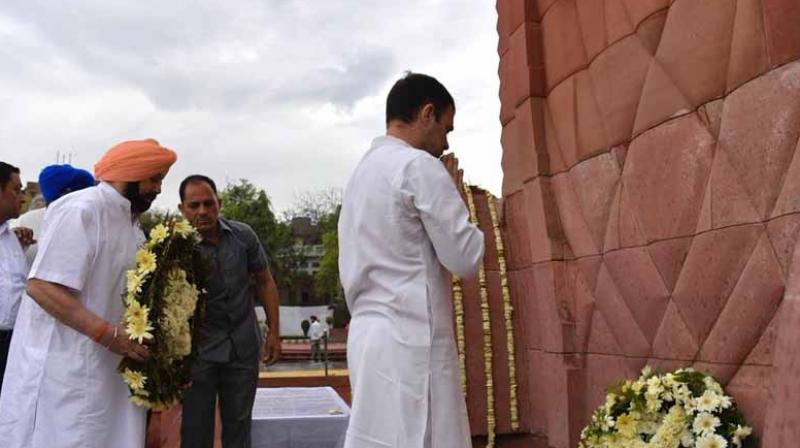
[495,0,800,446]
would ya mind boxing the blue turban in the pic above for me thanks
[38,164,96,203]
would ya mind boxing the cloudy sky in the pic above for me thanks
[0,1,502,214]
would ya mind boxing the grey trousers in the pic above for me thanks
[181,354,259,448]
[310,339,322,362]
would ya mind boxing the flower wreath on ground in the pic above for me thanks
[579,366,753,448]
[118,218,208,410]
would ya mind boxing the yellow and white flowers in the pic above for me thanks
[172,219,197,239]
[693,412,721,435]
[118,217,206,410]
[578,367,752,448]
[159,268,200,359]
[121,368,147,392]
[696,433,728,448]
[123,299,154,343]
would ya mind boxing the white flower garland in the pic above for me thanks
[579,367,752,448]
[119,218,205,409]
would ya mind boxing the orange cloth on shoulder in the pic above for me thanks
[94,139,177,182]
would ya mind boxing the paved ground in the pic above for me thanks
[262,359,347,372]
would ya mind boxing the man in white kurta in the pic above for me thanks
[0,139,177,448]
[339,73,484,448]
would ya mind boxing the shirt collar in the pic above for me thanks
[98,182,132,211]
[0,221,8,236]
[371,134,413,150]
[218,217,233,234]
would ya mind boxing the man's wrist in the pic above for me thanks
[91,321,110,343]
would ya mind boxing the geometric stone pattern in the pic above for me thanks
[496,1,800,446]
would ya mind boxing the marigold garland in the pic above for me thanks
[463,184,496,448]
[487,194,519,431]
[452,274,468,395]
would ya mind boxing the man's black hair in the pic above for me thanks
[386,72,455,125]
[0,162,20,190]
[179,174,218,201]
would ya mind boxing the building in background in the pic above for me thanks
[279,217,327,307]
[21,182,40,210]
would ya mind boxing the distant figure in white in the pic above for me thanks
[308,315,325,363]
[338,73,484,448]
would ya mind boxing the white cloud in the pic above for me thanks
[0,1,502,213]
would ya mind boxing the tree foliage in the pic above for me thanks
[315,229,339,298]
[138,208,173,235]
[282,187,342,224]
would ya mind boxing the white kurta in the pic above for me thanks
[10,206,46,267]
[339,136,485,448]
[0,182,146,448]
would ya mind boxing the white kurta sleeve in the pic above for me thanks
[401,155,485,278]
[29,204,98,292]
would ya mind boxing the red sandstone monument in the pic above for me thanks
[147,2,800,446]
[460,0,800,446]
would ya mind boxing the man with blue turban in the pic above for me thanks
[38,164,95,205]
[11,164,95,266]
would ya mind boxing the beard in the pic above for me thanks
[124,182,157,214]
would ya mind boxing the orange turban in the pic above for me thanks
[94,139,177,182]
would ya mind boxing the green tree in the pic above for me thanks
[313,206,340,298]
[219,179,301,288]
[314,230,339,299]
[313,206,349,326]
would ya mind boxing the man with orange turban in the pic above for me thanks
[0,139,177,448]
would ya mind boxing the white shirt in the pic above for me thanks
[0,182,145,448]
[339,135,484,448]
[10,207,46,268]
[0,221,27,330]
[309,320,325,341]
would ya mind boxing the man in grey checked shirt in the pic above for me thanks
[178,174,281,448]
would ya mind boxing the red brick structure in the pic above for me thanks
[493,1,800,446]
